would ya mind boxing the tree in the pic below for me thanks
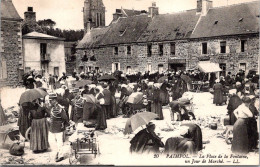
[37,19,56,29]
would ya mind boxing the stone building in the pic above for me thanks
[0,0,23,87]
[22,32,66,77]
[76,0,259,76]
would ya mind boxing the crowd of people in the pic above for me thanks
[0,68,256,162]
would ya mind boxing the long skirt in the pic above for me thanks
[247,118,258,150]
[95,106,107,130]
[30,118,49,151]
[164,137,195,154]
[83,102,95,122]
[151,102,163,120]
[18,106,32,137]
[231,118,249,154]
[213,90,224,105]
[110,96,117,118]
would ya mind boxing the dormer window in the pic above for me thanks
[119,28,127,36]
[214,20,218,24]
[239,18,243,22]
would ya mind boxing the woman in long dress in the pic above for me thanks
[231,97,253,154]
[151,84,163,120]
[213,79,224,105]
[18,102,33,137]
[95,86,107,130]
[29,99,49,153]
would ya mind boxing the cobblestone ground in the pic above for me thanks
[0,89,259,165]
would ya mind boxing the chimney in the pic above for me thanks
[197,0,213,16]
[24,7,37,31]
[24,7,36,22]
[148,2,159,17]
[113,9,123,21]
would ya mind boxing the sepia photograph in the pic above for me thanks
[0,0,259,165]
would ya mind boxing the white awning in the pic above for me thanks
[197,61,222,73]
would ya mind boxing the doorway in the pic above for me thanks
[169,63,186,72]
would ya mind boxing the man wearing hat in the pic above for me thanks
[48,95,69,162]
[130,122,164,154]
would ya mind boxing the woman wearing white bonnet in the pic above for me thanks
[213,78,224,106]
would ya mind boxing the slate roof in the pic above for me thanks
[23,31,65,41]
[137,9,200,42]
[77,1,259,49]
[98,14,151,46]
[191,1,260,38]
[76,27,110,49]
[1,0,22,21]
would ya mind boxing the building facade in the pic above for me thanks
[76,0,259,76]
[22,32,66,77]
[0,0,23,87]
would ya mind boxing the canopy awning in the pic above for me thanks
[197,61,222,73]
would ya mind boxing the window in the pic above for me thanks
[127,66,131,74]
[202,42,207,54]
[239,63,246,72]
[241,40,246,52]
[158,64,164,74]
[99,13,102,26]
[0,57,7,79]
[219,63,226,77]
[114,47,118,55]
[115,63,119,71]
[95,67,99,73]
[147,64,152,72]
[170,43,175,55]
[220,41,226,53]
[40,43,47,58]
[96,13,100,27]
[127,46,131,54]
[159,44,163,56]
[112,62,120,72]
[147,44,152,57]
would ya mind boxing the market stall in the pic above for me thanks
[193,61,222,92]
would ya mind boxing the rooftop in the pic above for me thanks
[137,9,200,42]
[1,0,22,21]
[23,31,65,41]
[191,1,260,38]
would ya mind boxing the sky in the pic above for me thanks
[12,0,257,30]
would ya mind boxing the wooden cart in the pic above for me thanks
[69,129,100,165]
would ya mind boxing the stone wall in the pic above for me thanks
[0,19,22,87]
[76,34,258,75]
[188,34,259,75]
